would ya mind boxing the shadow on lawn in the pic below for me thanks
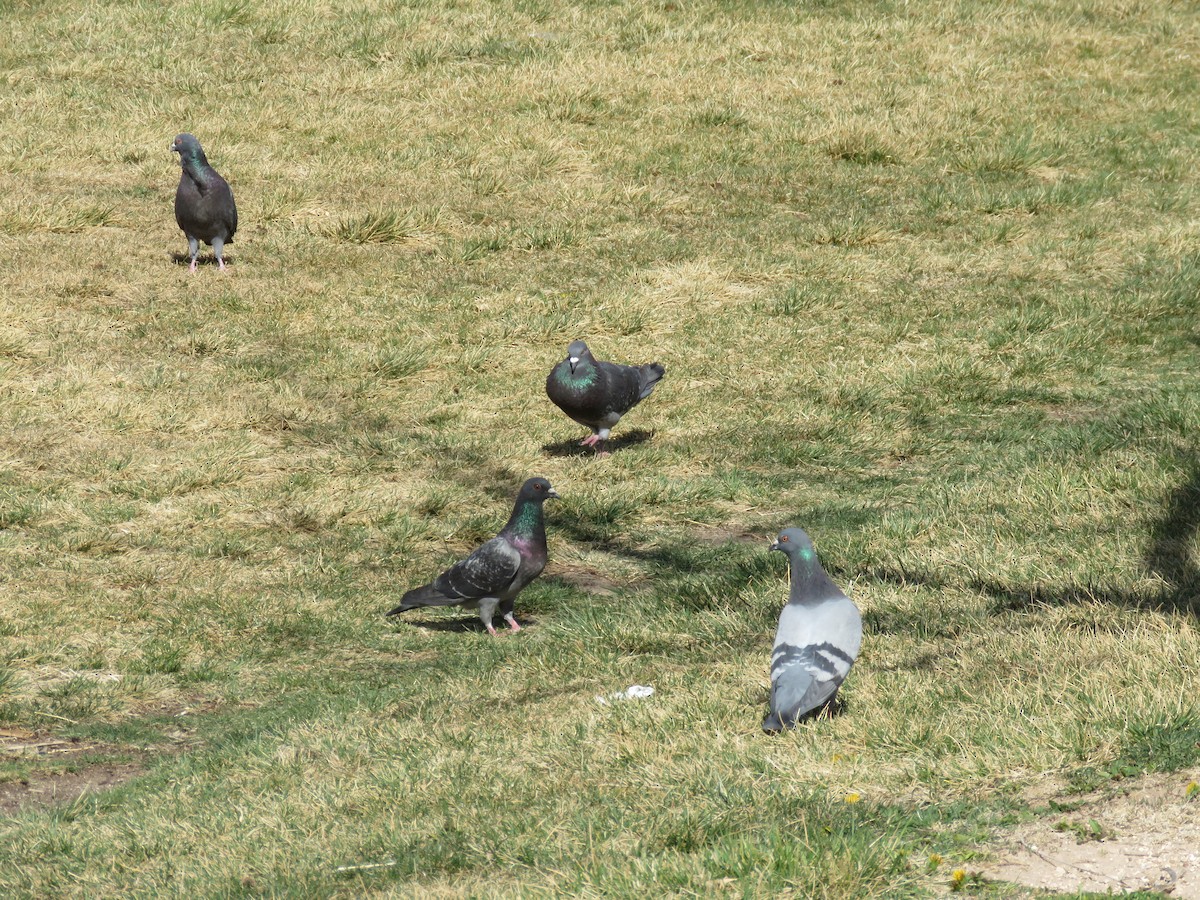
[840,457,1200,618]
[393,615,540,634]
[427,444,527,503]
[169,251,233,268]
[541,429,654,458]
[973,456,1200,617]
[553,456,1200,619]
[1143,456,1200,610]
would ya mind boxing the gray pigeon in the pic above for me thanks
[545,340,665,454]
[386,478,559,634]
[763,527,862,733]
[171,133,237,272]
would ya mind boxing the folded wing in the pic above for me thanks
[389,537,521,613]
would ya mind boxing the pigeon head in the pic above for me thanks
[519,477,560,503]
[505,477,559,539]
[770,527,817,563]
[171,133,207,166]
[564,340,591,374]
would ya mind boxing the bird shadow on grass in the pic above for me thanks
[807,696,849,721]
[388,615,540,634]
[169,251,232,268]
[170,250,228,267]
[421,443,527,503]
[541,429,654,458]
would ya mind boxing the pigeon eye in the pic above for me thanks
[780,535,789,542]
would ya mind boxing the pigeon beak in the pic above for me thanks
[568,356,579,374]
[546,488,560,499]
[769,541,781,552]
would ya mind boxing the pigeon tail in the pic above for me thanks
[637,362,665,400]
[385,583,460,615]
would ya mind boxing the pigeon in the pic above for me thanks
[171,133,237,272]
[763,527,862,733]
[386,478,559,634]
[545,340,665,454]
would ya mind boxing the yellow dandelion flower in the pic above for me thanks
[927,853,943,870]
[1187,781,1199,799]
[950,868,968,892]
[844,792,861,803]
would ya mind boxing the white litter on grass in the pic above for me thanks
[334,859,399,874]
[595,685,655,705]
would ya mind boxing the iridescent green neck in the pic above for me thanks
[181,152,213,184]
[506,499,545,540]
[788,546,830,598]
[556,361,597,389]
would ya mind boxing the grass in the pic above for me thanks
[0,0,1198,896]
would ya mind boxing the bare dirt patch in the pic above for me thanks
[692,526,764,546]
[982,768,1200,897]
[0,762,145,814]
[555,566,626,595]
[0,728,147,815]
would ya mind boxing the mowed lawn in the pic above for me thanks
[1,0,1198,896]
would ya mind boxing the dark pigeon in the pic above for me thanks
[386,478,559,634]
[171,133,237,272]
[545,340,664,454]
[763,527,862,733]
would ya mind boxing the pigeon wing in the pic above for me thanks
[175,169,237,244]
[766,599,862,729]
[595,361,647,415]
[768,642,853,725]
[200,171,237,242]
[387,537,521,615]
[431,536,522,600]
[221,175,238,239]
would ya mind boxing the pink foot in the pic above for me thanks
[188,260,197,273]
[218,259,227,271]
[507,619,522,633]
[485,623,497,636]
[580,435,601,447]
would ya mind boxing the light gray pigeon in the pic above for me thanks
[545,340,665,455]
[386,478,559,634]
[171,133,237,272]
[763,527,862,733]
